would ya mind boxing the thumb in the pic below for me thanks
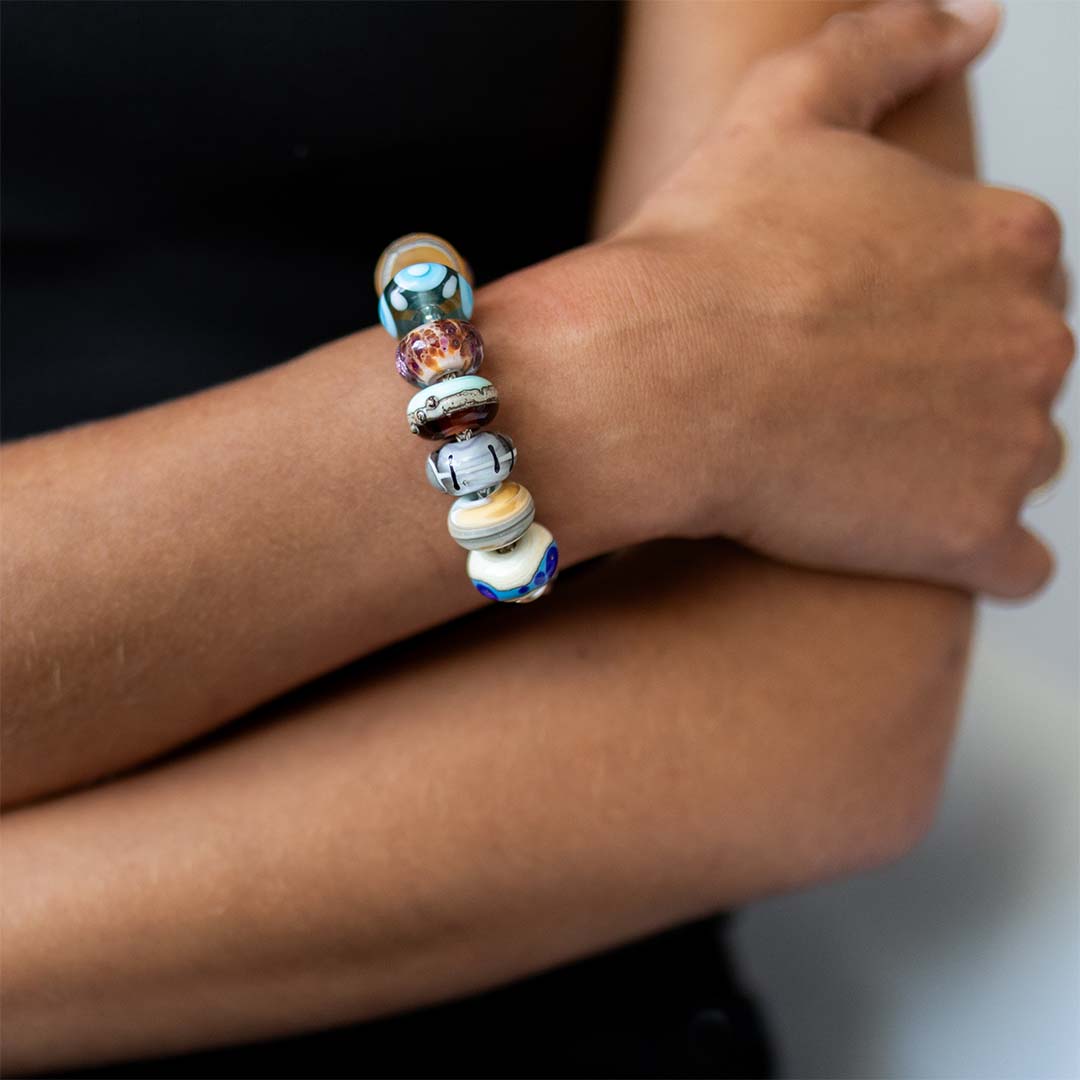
[733,0,1001,131]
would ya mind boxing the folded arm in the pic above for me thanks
[3,0,1065,812]
[1,539,972,1074]
[5,3,1039,1073]
[0,256,643,809]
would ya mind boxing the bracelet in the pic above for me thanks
[374,233,559,603]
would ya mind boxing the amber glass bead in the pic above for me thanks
[374,233,473,295]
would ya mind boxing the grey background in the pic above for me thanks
[736,3,1080,1076]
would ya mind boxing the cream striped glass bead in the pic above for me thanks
[448,481,535,551]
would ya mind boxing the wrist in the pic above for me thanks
[499,237,750,545]
[475,247,667,558]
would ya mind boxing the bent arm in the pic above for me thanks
[0,255,637,809]
[1,540,971,1074]
[2,5,993,1071]
[0,2,990,809]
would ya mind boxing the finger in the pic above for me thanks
[1047,263,1070,311]
[1027,425,1068,498]
[974,525,1055,600]
[734,0,1002,132]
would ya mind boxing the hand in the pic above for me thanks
[597,0,1072,597]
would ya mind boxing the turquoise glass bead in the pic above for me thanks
[378,263,474,338]
[406,375,498,440]
[374,233,472,296]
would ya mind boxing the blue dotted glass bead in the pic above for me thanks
[468,523,559,603]
[374,233,473,296]
[426,431,516,494]
[448,481,535,551]
[407,375,498,440]
[379,263,474,338]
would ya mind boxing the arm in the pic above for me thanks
[1,539,973,1074]
[2,3,1045,1071]
[589,0,984,850]
[3,2,1066,809]
[0,263,635,809]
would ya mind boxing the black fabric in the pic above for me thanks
[3,3,774,1076]
[53,918,772,1080]
[3,0,626,437]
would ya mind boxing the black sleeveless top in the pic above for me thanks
[2,3,772,1075]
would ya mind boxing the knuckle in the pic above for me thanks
[743,52,789,94]
[1017,313,1075,399]
[1040,431,1067,484]
[892,0,949,43]
[942,506,1010,565]
[736,52,816,124]
[941,518,984,564]
[1009,546,1055,600]
[770,49,826,104]
[1002,193,1063,264]
[1013,414,1053,465]
[1032,547,1056,592]
[858,0,950,64]
[823,9,872,50]
[1047,319,1077,371]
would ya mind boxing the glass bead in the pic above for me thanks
[374,233,473,296]
[378,263,474,338]
[426,432,516,494]
[468,523,559,603]
[447,481,535,551]
[396,319,483,388]
[407,375,498,440]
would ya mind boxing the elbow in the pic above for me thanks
[834,665,970,878]
[792,633,973,887]
[845,761,948,874]
[797,730,953,891]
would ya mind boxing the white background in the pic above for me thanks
[736,3,1080,1076]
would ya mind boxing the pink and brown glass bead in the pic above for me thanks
[396,318,483,388]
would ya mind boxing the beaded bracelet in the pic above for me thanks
[374,233,559,603]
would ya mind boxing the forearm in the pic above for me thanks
[1,540,971,1074]
[0,249,650,809]
[0,4,1019,812]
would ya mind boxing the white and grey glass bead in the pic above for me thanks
[426,432,517,496]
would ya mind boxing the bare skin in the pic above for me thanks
[0,2,1070,809]
[1,0,1075,1073]
[1,541,972,1073]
